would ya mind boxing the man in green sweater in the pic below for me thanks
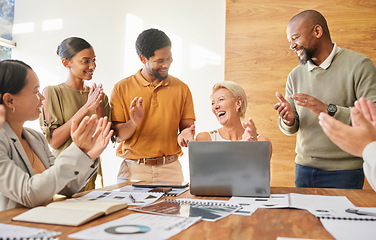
[274,9,376,189]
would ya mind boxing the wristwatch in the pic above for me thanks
[327,104,337,116]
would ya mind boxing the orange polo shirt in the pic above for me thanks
[110,69,195,159]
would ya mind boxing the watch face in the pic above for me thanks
[328,105,336,111]
[327,104,337,116]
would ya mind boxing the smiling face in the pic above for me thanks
[13,69,44,122]
[211,88,243,126]
[66,47,96,80]
[287,19,317,65]
[142,46,173,81]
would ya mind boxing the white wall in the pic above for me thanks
[12,0,225,186]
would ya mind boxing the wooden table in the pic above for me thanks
[1,184,376,240]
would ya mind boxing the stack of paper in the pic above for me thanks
[320,207,376,240]
[0,223,61,239]
[80,190,164,206]
[69,213,200,240]
[130,199,240,222]
[120,185,189,196]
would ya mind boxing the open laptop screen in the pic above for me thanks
[188,141,270,197]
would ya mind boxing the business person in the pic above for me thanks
[274,10,376,188]
[319,97,376,191]
[110,28,195,183]
[40,37,111,191]
[0,60,113,211]
[196,81,272,155]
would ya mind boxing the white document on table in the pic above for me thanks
[79,190,164,206]
[0,223,61,239]
[120,185,189,196]
[289,193,355,218]
[68,213,201,240]
[229,193,355,217]
[320,207,376,240]
[229,194,289,215]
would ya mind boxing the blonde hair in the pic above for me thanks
[211,81,247,118]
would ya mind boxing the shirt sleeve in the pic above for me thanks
[0,132,96,209]
[102,92,111,122]
[181,86,196,120]
[336,58,376,125]
[39,86,64,143]
[110,84,128,123]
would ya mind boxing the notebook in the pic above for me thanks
[12,198,128,226]
[188,141,270,197]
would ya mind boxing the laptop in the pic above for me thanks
[188,141,270,197]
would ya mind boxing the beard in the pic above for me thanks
[297,46,314,65]
[149,68,168,81]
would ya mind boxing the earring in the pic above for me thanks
[12,107,15,113]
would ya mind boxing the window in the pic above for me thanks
[0,0,15,60]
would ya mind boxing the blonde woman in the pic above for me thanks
[196,81,272,155]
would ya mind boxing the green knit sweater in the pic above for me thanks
[279,48,376,170]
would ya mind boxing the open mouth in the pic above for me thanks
[295,47,304,58]
[218,112,226,117]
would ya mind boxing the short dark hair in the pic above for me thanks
[0,60,32,104]
[135,28,171,59]
[57,37,92,60]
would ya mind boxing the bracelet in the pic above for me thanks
[252,134,260,140]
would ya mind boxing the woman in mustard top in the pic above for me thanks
[40,37,111,191]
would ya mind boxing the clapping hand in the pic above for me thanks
[178,124,195,147]
[129,97,144,126]
[241,118,258,141]
[290,93,327,115]
[71,115,113,160]
[85,83,103,113]
[319,97,376,157]
[354,97,376,128]
[274,92,295,126]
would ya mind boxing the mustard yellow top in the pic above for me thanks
[110,69,195,159]
[39,83,110,191]
[40,83,111,155]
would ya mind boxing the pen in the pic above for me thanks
[129,194,136,203]
[345,208,376,217]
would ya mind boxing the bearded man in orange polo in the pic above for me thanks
[111,28,195,183]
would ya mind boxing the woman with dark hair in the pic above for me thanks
[40,37,110,191]
[0,60,113,211]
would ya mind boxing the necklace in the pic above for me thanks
[29,147,36,167]
[64,82,87,94]
[21,134,35,166]
[21,137,36,166]
[23,141,36,167]
[79,85,89,94]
